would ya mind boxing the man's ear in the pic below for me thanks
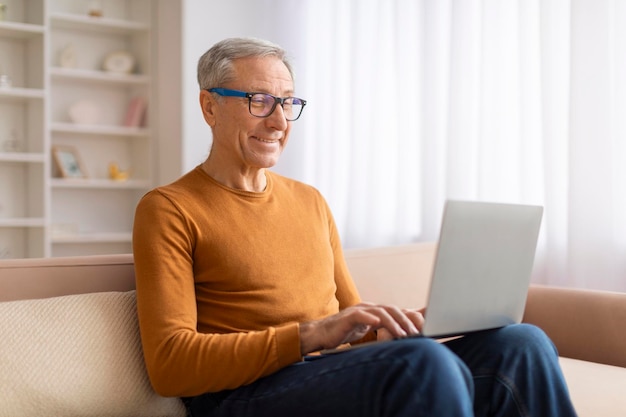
[199,90,217,127]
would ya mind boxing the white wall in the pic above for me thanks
[154,0,183,186]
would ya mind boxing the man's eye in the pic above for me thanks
[251,94,272,106]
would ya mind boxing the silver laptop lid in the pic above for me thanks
[421,200,543,337]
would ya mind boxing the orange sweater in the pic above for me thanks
[133,167,364,397]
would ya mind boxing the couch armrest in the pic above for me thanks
[523,285,626,368]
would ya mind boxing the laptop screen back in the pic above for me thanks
[421,200,543,338]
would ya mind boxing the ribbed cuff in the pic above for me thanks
[274,322,303,367]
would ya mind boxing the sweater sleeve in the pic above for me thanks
[328,212,361,309]
[132,191,303,397]
[325,202,378,345]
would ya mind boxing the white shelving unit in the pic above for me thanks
[0,0,154,258]
[0,0,46,259]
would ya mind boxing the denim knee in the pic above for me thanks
[452,324,576,417]
[380,337,473,382]
[363,338,475,416]
[492,323,559,358]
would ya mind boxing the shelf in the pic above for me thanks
[0,217,46,228]
[50,12,149,34]
[0,0,154,258]
[50,178,150,189]
[51,122,149,137]
[51,231,132,244]
[50,67,149,85]
[0,87,45,102]
[0,21,45,39]
[0,152,46,163]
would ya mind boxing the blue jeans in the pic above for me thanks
[183,324,577,416]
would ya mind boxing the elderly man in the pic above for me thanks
[132,37,577,417]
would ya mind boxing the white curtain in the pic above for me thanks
[262,0,626,292]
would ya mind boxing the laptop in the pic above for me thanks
[322,200,543,353]
[420,200,543,338]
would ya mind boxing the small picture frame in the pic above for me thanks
[52,146,87,178]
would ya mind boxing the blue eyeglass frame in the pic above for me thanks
[207,88,307,121]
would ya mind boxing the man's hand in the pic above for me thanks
[299,303,425,355]
[376,307,425,342]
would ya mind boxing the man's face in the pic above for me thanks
[201,56,294,172]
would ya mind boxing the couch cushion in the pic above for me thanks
[560,357,626,417]
[0,290,185,417]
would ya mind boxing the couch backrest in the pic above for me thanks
[0,254,135,302]
[2,244,626,369]
[0,244,436,304]
[343,243,436,308]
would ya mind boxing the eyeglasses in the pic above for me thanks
[207,88,307,121]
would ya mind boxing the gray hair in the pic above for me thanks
[197,37,295,90]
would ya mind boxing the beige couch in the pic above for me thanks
[1,243,625,416]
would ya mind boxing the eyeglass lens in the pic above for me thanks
[249,93,305,121]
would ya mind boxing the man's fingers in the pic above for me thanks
[378,305,419,336]
[314,304,425,350]
[403,309,425,332]
[355,304,419,338]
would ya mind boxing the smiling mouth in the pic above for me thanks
[254,136,280,144]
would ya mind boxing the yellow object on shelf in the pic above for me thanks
[108,162,130,181]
